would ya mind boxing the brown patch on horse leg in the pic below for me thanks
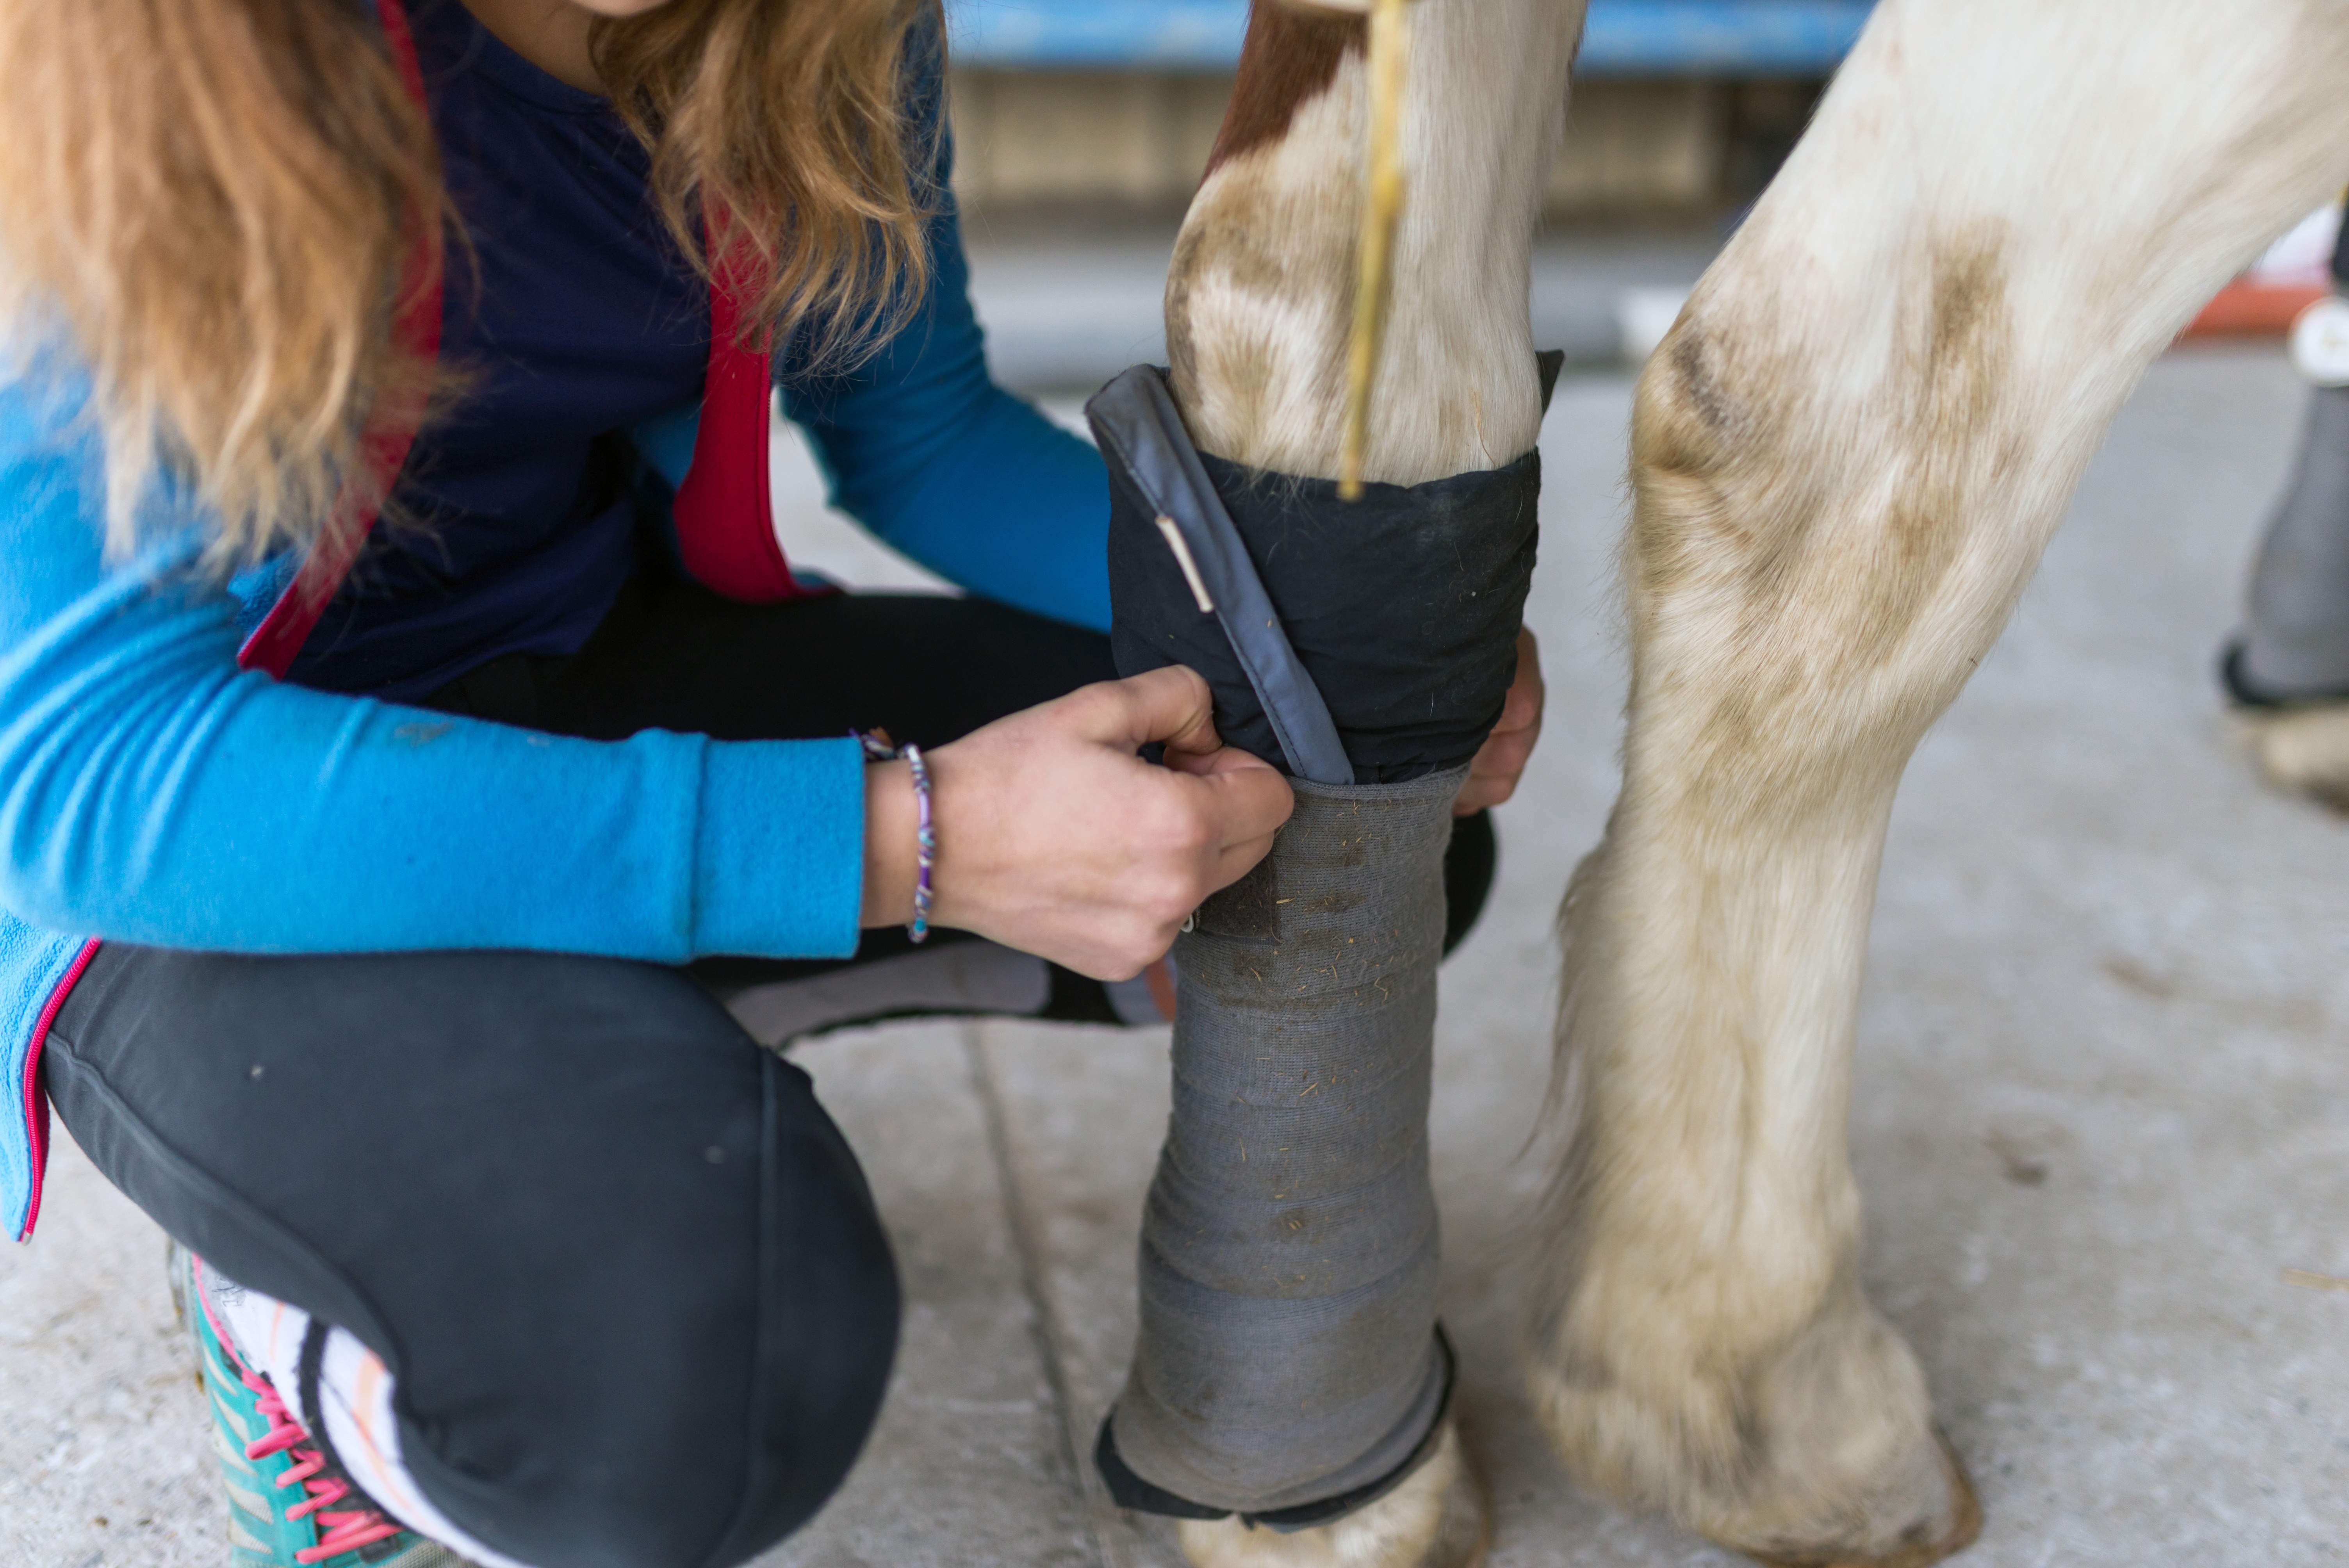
[1204,3,1367,176]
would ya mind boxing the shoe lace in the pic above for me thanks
[238,1363,407,1564]
[192,1257,405,1568]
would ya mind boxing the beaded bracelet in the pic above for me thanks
[902,743,936,943]
[857,730,936,944]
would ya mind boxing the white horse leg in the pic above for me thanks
[1167,0,1580,487]
[1144,4,1580,1564]
[1526,2,2349,1560]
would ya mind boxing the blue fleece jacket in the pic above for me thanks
[0,29,1112,1242]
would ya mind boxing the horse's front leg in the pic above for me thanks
[1095,4,1583,1566]
[1526,2,2349,1561]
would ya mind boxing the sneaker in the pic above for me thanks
[168,1245,470,1568]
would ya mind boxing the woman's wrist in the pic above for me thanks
[860,759,918,927]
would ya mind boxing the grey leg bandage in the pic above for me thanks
[2241,386,2349,699]
[1112,768,1465,1514]
[1087,365,1542,1522]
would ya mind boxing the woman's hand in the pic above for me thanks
[1456,627,1545,815]
[862,667,1295,979]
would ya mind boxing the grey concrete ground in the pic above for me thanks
[6,344,2348,1568]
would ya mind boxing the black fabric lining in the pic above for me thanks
[1102,371,1545,783]
[1089,367,1353,783]
[1444,809,1496,955]
[1094,1325,1458,1532]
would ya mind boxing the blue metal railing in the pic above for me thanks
[945,1,1873,75]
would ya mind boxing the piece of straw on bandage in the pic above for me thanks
[1155,515,1216,613]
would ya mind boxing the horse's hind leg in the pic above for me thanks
[1525,2,2349,1561]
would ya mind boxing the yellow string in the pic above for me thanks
[1339,0,1410,501]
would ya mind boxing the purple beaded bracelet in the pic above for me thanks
[902,743,936,943]
[857,730,935,944]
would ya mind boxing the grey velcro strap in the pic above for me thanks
[1085,367,1355,786]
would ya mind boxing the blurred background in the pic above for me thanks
[939,0,1857,389]
[778,0,1870,590]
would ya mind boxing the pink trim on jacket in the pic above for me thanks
[671,243,816,602]
[238,0,444,679]
[20,0,814,1239]
[16,0,449,1240]
[16,939,99,1242]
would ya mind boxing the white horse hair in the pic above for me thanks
[1157,1,2349,1563]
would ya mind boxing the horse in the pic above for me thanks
[1148,1,2349,1564]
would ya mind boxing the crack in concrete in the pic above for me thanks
[963,1025,1135,1568]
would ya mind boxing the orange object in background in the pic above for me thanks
[2186,280,2330,337]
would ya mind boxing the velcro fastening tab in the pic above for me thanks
[1093,365,1540,784]
[1089,367,1354,785]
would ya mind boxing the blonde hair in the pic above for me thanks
[0,0,941,567]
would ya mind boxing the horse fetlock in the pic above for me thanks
[1174,1423,1490,1568]
[1528,1278,1976,1566]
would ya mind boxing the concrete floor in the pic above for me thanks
[5,345,2347,1567]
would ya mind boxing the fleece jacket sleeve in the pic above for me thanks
[781,191,1114,635]
[0,360,865,962]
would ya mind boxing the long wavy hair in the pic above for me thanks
[0,0,942,566]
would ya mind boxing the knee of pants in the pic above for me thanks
[399,1063,903,1568]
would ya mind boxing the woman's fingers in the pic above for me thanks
[1212,831,1283,886]
[1457,734,1533,809]
[1081,666,1292,848]
[1458,724,1536,808]
[1182,752,1293,843]
[1456,626,1545,815]
[904,666,1303,978]
[1084,664,1224,756]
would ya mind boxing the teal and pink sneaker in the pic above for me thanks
[168,1245,468,1568]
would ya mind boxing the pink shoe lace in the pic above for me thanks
[242,1365,407,1563]
[193,1261,406,1565]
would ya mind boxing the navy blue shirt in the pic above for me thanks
[292,2,1110,698]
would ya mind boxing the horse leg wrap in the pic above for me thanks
[1109,766,1465,1516]
[1086,365,1542,1522]
[2242,385,2349,698]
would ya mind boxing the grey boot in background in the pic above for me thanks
[2228,380,2349,811]
[2237,384,2349,699]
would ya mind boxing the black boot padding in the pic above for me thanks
[1092,1326,1460,1533]
[1089,365,1542,784]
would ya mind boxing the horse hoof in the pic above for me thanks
[1741,1431,1983,1568]
[2241,702,2349,815]
[1174,1422,1491,1568]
